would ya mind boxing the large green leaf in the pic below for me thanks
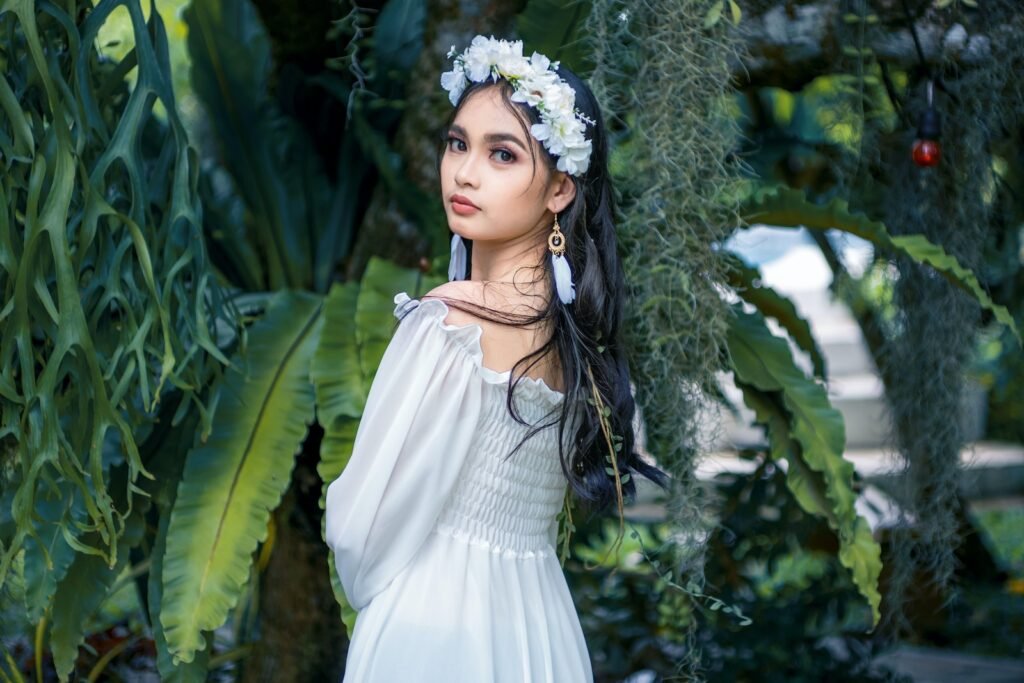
[727,305,882,624]
[739,184,1020,343]
[160,290,323,664]
[355,257,439,380]
[312,283,367,428]
[143,406,211,682]
[516,0,594,77]
[312,283,364,635]
[320,417,361,638]
[738,386,834,524]
[724,251,828,378]
[185,0,373,294]
[374,0,425,77]
[150,496,211,682]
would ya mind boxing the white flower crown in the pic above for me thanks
[440,35,595,177]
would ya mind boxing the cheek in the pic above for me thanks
[439,157,455,192]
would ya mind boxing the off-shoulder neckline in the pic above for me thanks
[393,291,566,403]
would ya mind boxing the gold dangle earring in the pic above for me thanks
[548,216,575,304]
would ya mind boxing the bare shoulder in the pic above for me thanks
[422,281,485,327]
[423,281,559,384]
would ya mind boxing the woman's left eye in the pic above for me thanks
[444,134,514,163]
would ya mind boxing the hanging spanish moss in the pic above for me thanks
[829,0,1024,637]
[584,0,750,673]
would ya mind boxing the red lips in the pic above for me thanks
[450,194,480,209]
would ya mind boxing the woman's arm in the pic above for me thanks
[324,294,485,611]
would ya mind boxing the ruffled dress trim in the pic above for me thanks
[393,291,566,406]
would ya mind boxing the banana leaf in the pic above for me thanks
[516,0,594,76]
[160,290,322,664]
[728,305,882,625]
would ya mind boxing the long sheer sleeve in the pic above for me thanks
[324,292,485,611]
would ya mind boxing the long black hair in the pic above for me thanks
[419,61,670,520]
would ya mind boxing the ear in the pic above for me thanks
[545,171,577,215]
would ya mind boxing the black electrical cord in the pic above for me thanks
[896,0,963,106]
[898,0,932,78]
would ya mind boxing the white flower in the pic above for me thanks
[564,139,591,163]
[494,38,524,61]
[440,63,467,106]
[530,121,553,143]
[442,36,594,176]
[523,69,559,93]
[469,34,493,52]
[540,83,573,115]
[529,51,550,73]
[510,81,544,107]
[497,54,531,80]
[463,49,492,82]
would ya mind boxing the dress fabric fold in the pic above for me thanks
[324,291,593,682]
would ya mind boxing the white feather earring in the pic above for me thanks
[548,217,575,304]
[448,233,467,281]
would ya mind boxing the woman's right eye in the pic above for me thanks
[446,135,466,152]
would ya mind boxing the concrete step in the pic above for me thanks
[783,287,860,326]
[612,645,1024,683]
[706,370,988,451]
[629,441,1024,512]
[871,644,1024,683]
[760,313,877,379]
[805,318,876,376]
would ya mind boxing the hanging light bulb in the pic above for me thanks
[912,80,941,167]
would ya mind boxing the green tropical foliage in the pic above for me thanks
[158,257,440,666]
[727,306,882,624]
[0,0,230,677]
[2,0,1021,680]
[161,291,323,664]
[0,0,438,677]
[187,0,358,292]
[566,471,905,683]
[724,252,829,379]
[739,184,1021,343]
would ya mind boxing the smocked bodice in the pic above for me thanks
[394,292,577,558]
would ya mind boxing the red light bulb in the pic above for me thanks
[912,138,941,166]
[912,81,941,168]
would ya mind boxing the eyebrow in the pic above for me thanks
[448,123,528,152]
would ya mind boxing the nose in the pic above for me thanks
[453,150,480,188]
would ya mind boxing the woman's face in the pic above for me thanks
[440,86,574,247]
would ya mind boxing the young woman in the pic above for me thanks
[324,35,670,682]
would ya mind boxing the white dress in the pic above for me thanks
[324,291,594,682]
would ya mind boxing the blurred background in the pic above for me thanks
[0,1,1022,681]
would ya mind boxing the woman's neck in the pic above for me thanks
[469,233,548,282]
